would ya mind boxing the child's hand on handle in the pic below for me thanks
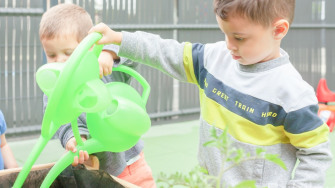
[98,50,115,78]
[89,23,123,45]
[66,136,89,166]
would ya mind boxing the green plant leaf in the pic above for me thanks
[265,154,287,170]
[157,127,287,188]
[233,149,244,162]
[203,140,216,147]
[233,180,257,188]
[210,128,219,139]
[256,148,265,155]
[199,166,209,174]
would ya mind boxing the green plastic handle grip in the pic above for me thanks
[113,65,150,105]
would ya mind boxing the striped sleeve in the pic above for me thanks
[183,43,206,86]
[284,104,329,148]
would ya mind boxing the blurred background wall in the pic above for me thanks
[1,0,335,137]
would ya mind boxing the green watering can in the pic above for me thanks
[13,32,151,188]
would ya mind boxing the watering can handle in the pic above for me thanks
[112,65,150,105]
[87,32,150,105]
[92,42,104,58]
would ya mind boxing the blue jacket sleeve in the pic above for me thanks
[0,110,7,135]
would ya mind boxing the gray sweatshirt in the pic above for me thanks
[117,31,332,188]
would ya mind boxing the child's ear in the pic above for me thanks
[273,19,289,40]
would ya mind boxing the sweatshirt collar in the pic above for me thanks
[237,49,290,73]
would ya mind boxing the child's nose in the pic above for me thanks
[226,37,237,51]
[56,54,68,63]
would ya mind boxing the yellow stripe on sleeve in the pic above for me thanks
[183,42,198,84]
[285,123,329,148]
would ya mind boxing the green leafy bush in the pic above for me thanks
[157,128,287,188]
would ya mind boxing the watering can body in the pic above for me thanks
[87,81,151,152]
[13,32,151,188]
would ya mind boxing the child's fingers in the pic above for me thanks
[72,150,88,166]
[72,156,79,166]
[98,51,114,76]
[68,144,77,153]
[92,24,114,45]
[99,66,103,78]
[103,66,111,76]
[109,64,113,74]
[89,23,121,45]
[66,139,77,153]
[84,151,89,161]
[78,150,85,164]
[88,22,108,34]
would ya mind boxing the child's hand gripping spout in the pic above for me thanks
[89,23,123,45]
[65,136,89,166]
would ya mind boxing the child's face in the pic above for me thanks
[41,34,79,63]
[216,15,280,65]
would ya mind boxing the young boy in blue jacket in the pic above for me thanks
[89,0,332,187]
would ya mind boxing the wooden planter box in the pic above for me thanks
[0,157,139,188]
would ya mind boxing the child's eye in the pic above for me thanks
[65,51,73,56]
[47,54,56,58]
[235,37,244,41]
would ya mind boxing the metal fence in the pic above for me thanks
[1,0,335,135]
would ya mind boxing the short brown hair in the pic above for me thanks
[39,3,93,42]
[213,0,295,27]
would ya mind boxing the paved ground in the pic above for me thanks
[8,119,335,187]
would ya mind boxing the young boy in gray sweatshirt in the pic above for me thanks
[90,0,332,187]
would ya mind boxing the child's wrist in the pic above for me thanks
[80,135,87,141]
[114,32,123,45]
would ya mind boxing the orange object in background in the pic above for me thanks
[316,79,335,132]
[316,78,335,104]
